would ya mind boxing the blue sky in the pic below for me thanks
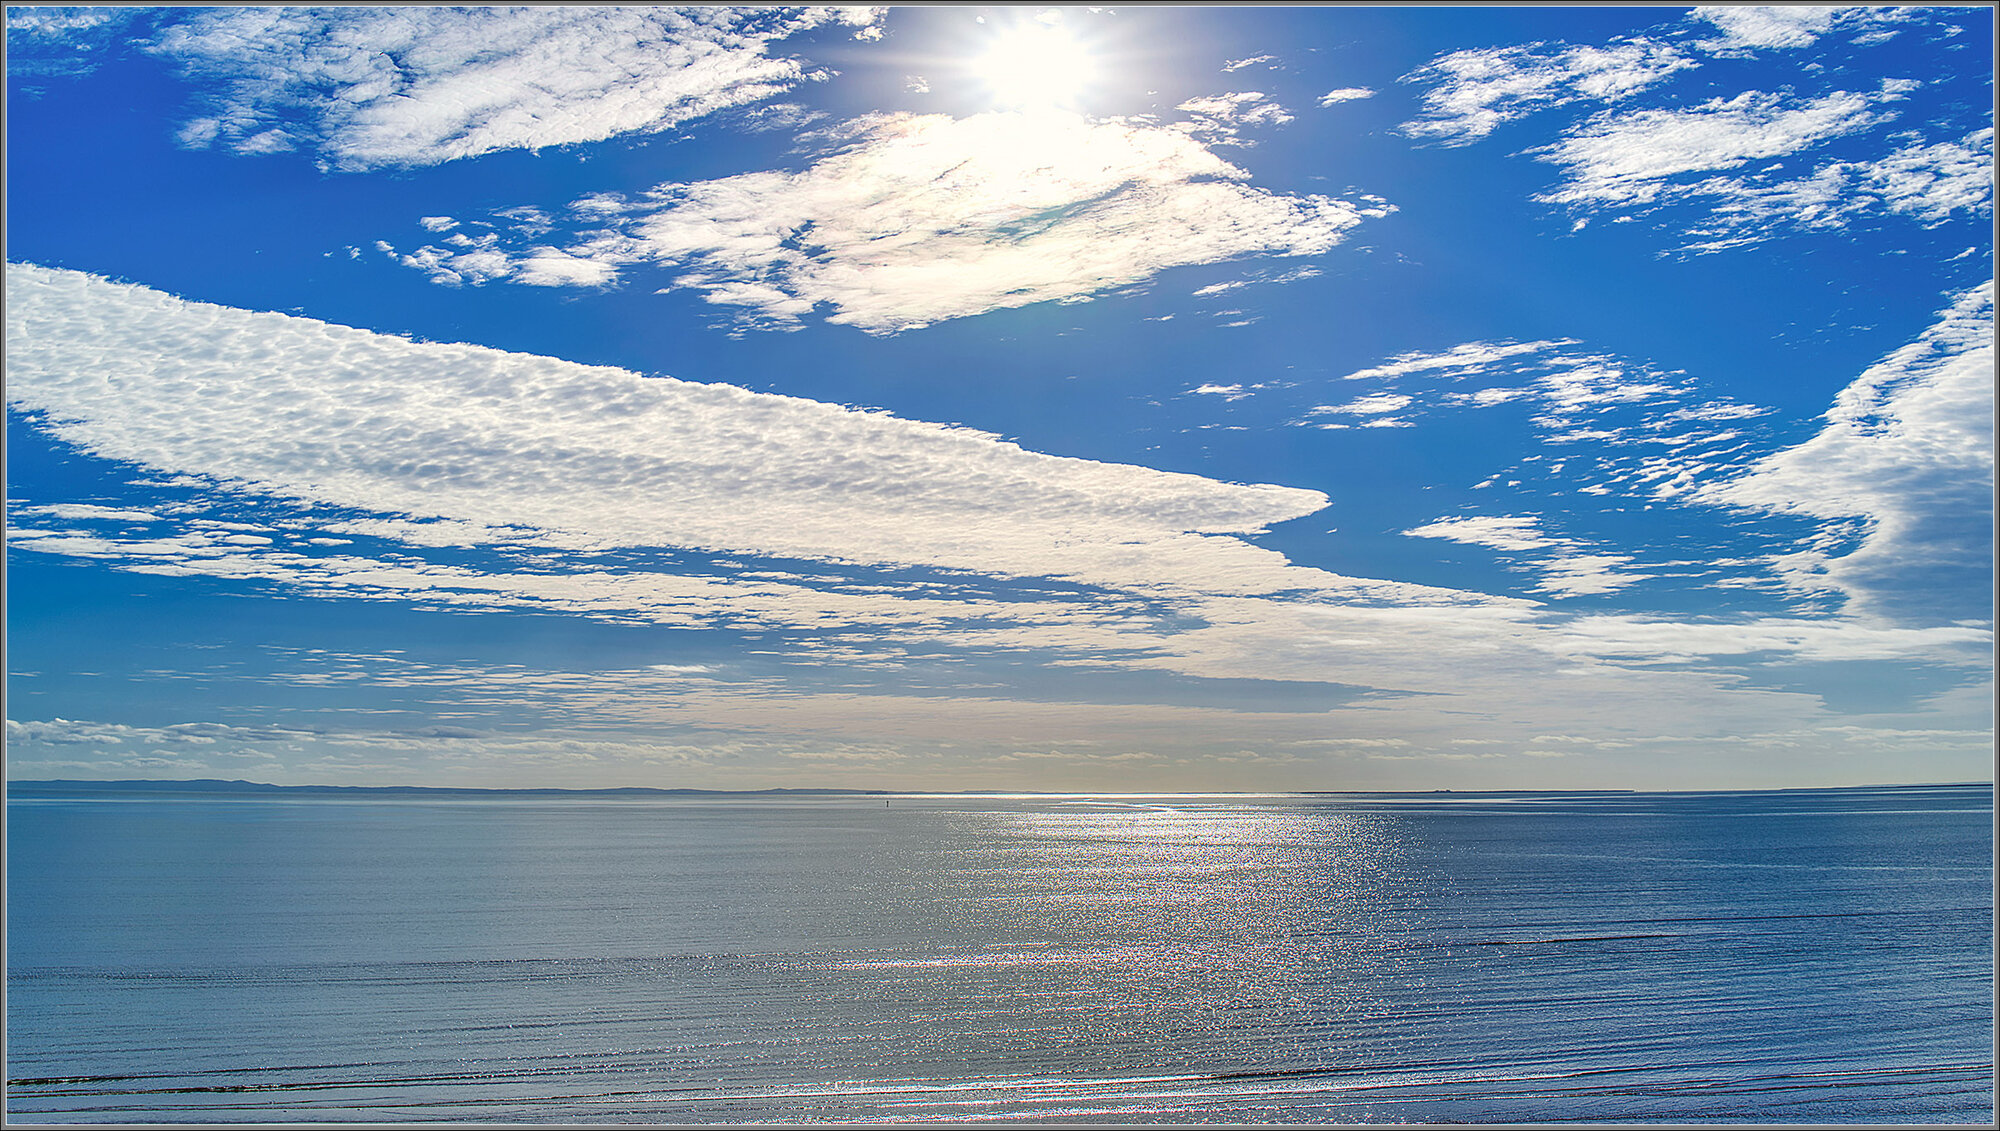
[5,4,1992,791]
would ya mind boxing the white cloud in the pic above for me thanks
[1845,128,1995,223]
[6,7,121,37]
[1175,91,1295,141]
[393,110,1387,332]
[0,269,1617,701]
[4,5,142,76]
[1529,360,1680,420]
[1552,616,1988,666]
[1532,554,1652,598]
[1396,9,1973,248]
[317,516,568,550]
[3,263,1378,621]
[1535,84,1905,212]
[1403,515,1651,597]
[1302,341,1795,538]
[1690,5,1843,49]
[0,714,874,788]
[512,248,624,289]
[6,717,321,748]
[1193,266,1322,298]
[1663,402,1773,424]
[1308,340,1772,508]
[1221,55,1275,73]
[1336,339,1575,382]
[1689,5,1912,52]
[1694,282,1995,624]
[1318,88,1375,106]
[1191,383,1250,400]
[1401,7,1925,147]
[1680,127,1994,252]
[9,266,1988,778]
[1403,515,1559,553]
[12,502,164,524]
[147,6,885,170]
[1308,393,1413,417]
[1329,340,1688,433]
[7,522,1208,665]
[1400,38,1695,145]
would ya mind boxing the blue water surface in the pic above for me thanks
[6,785,1993,1123]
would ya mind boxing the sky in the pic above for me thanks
[4,4,1993,792]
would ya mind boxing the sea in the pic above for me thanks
[6,784,1993,1125]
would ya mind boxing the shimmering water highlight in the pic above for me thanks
[7,786,1992,1123]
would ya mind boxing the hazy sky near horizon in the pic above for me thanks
[6,4,1992,791]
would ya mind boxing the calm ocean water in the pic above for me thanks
[6,786,1993,1124]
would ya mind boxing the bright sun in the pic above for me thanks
[971,20,1096,110]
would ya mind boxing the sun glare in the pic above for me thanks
[972,19,1097,110]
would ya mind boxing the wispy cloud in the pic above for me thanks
[1402,515,1559,553]
[1677,127,1995,253]
[1337,339,1577,382]
[5,7,124,37]
[1190,383,1253,401]
[1321,338,1698,435]
[1399,37,1694,145]
[1400,6,1923,148]
[1695,282,1995,624]
[1221,54,1276,73]
[1304,393,1416,429]
[1403,515,1651,597]
[4,5,141,76]
[1535,82,1913,212]
[1397,7,1980,249]
[1175,91,1295,143]
[1320,339,1764,483]
[14,502,165,524]
[147,6,885,169]
[384,110,1390,332]
[1276,337,1868,604]
[1192,266,1322,299]
[1318,286,1993,625]
[1688,5,1914,52]
[1317,87,1375,106]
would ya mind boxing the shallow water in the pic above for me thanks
[7,786,1993,1123]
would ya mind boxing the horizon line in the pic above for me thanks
[6,777,1993,799]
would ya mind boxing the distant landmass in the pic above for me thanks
[7,779,1981,801]
[6,778,898,798]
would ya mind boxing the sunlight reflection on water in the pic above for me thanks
[7,789,1991,1123]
